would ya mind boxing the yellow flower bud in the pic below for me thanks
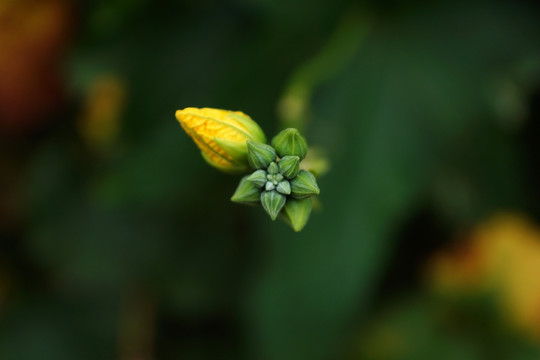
[175,107,266,174]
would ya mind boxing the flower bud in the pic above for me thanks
[247,169,267,188]
[291,170,320,199]
[231,176,261,204]
[278,155,300,179]
[267,161,279,175]
[280,198,312,232]
[271,128,308,159]
[247,141,276,170]
[260,190,286,220]
[176,107,266,174]
[276,180,291,195]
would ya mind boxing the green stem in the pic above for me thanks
[277,9,371,132]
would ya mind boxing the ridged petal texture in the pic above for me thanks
[278,155,300,179]
[231,176,261,204]
[176,107,265,172]
[261,190,286,220]
[247,141,276,170]
[246,169,267,188]
[271,128,308,159]
[291,170,320,199]
[276,180,291,195]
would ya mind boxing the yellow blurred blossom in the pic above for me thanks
[429,214,540,340]
[175,107,266,174]
[78,75,126,152]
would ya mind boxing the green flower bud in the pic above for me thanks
[280,198,312,232]
[247,169,267,188]
[276,180,291,195]
[247,141,276,170]
[265,182,276,191]
[290,170,320,199]
[231,176,262,204]
[260,190,286,220]
[271,128,308,159]
[278,155,300,179]
[267,161,279,175]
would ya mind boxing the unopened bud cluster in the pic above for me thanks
[176,107,321,232]
[231,128,320,231]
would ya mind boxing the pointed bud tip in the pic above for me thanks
[276,180,291,195]
[246,169,267,187]
[291,170,320,199]
[267,162,279,174]
[281,198,312,232]
[271,128,308,159]
[176,108,262,173]
[247,141,276,170]
[231,176,261,203]
[278,155,301,179]
[261,190,286,221]
[281,128,300,136]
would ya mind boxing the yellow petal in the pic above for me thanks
[175,107,265,173]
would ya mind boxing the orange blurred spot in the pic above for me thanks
[429,214,540,341]
[0,0,72,132]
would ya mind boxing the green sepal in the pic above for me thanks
[247,140,276,170]
[290,170,320,199]
[276,180,291,195]
[278,155,300,179]
[247,169,267,188]
[279,198,312,232]
[231,176,261,204]
[228,113,267,144]
[213,137,248,164]
[267,162,279,175]
[260,190,286,220]
[201,151,249,174]
[271,128,308,159]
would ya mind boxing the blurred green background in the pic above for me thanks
[2,0,540,359]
